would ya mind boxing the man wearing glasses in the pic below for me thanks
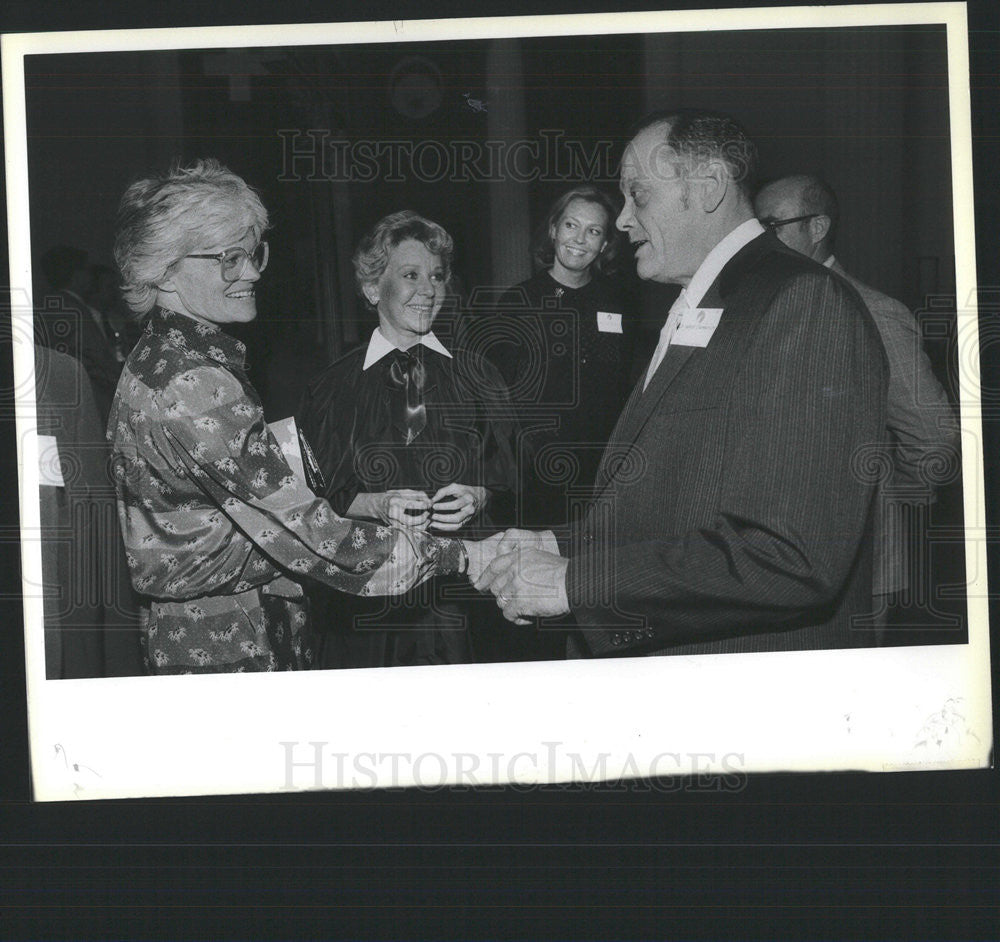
[755,174,960,633]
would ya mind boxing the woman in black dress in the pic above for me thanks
[479,186,635,532]
[298,211,518,668]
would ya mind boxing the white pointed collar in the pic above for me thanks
[362,327,453,371]
[685,218,765,308]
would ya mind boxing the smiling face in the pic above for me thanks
[157,228,262,327]
[616,124,707,285]
[549,198,609,282]
[367,239,446,349]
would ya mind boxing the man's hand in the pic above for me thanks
[475,547,570,624]
[494,527,560,557]
[429,483,487,532]
[462,533,504,584]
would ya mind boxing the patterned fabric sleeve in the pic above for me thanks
[124,361,463,600]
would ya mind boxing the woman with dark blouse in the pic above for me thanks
[298,211,518,668]
[482,186,635,533]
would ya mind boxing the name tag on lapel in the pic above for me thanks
[673,307,723,347]
[596,311,623,334]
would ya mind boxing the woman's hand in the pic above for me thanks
[428,483,487,532]
[351,490,432,529]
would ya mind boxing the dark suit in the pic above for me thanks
[565,232,889,657]
[35,289,122,423]
[35,346,143,678]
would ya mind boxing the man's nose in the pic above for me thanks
[616,205,631,231]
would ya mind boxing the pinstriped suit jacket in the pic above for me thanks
[564,233,889,657]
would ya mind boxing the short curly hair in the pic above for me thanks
[352,211,454,307]
[114,158,269,316]
[532,186,622,276]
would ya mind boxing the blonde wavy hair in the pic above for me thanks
[114,158,269,316]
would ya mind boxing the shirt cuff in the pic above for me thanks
[540,529,560,556]
[435,538,466,575]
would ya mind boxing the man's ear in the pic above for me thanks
[699,158,729,213]
[809,214,831,246]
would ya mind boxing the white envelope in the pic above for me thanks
[267,416,305,482]
[37,434,65,487]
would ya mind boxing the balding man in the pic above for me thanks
[755,175,960,625]
[477,110,888,657]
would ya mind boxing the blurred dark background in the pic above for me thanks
[24,24,956,416]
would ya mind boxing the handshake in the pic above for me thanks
[461,529,570,624]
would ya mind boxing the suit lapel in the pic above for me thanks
[617,343,697,441]
[592,232,781,495]
[594,374,644,490]
[592,330,699,493]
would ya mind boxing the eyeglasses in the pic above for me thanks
[184,241,269,282]
[760,214,820,231]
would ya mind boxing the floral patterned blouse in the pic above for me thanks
[108,308,464,674]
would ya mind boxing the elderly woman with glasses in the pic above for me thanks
[109,161,481,674]
[297,211,518,668]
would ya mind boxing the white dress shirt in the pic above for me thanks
[643,218,765,391]
[643,289,689,390]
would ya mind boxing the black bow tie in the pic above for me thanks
[384,349,428,445]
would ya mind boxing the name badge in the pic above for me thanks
[596,311,623,334]
[38,434,65,487]
[673,308,723,347]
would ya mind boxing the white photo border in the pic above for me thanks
[3,2,991,801]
